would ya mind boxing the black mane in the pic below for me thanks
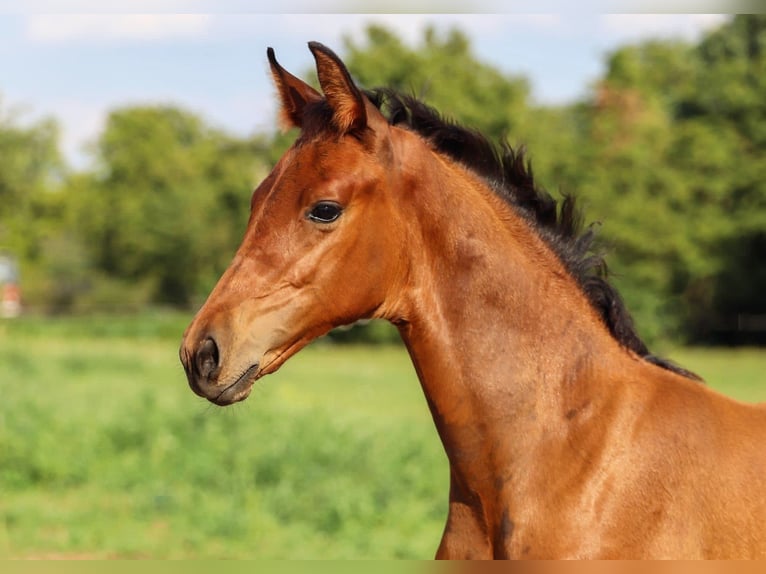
[364,88,700,382]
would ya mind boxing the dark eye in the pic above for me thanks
[307,201,343,224]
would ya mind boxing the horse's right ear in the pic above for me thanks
[267,47,321,130]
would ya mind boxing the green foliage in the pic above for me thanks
[327,319,402,345]
[0,100,63,268]
[565,15,766,342]
[72,106,272,306]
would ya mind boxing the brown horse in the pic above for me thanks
[180,42,766,559]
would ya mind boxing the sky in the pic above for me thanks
[0,11,731,168]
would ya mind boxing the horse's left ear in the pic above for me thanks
[308,41,367,134]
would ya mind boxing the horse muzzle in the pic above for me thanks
[180,335,260,406]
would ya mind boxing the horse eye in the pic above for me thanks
[307,201,343,224]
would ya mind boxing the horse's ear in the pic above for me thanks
[268,47,321,130]
[308,41,367,134]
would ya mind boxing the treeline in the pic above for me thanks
[1,15,764,344]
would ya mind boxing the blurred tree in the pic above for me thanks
[574,42,699,341]
[0,99,71,312]
[689,15,766,342]
[71,106,272,307]
[342,25,531,143]
[570,15,765,343]
[0,99,63,261]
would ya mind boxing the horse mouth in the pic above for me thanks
[211,364,260,406]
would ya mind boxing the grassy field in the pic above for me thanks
[0,313,764,559]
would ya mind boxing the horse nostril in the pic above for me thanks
[196,337,220,381]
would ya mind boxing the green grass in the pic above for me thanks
[0,313,445,559]
[0,314,764,559]
[671,347,766,402]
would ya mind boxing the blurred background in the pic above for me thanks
[1,12,765,558]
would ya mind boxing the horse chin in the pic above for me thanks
[208,336,310,406]
[210,364,261,406]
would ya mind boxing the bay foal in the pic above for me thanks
[180,43,766,559]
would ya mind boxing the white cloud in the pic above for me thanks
[598,14,729,43]
[25,14,212,43]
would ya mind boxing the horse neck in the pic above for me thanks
[387,136,634,493]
